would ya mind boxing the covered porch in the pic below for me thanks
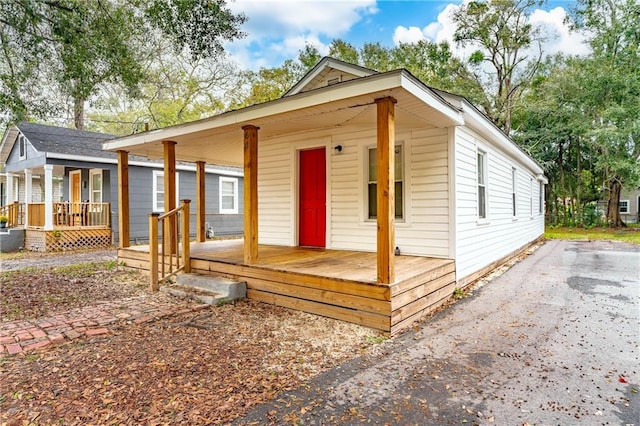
[118,239,456,334]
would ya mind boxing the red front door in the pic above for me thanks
[299,148,326,247]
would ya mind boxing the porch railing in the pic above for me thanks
[0,202,25,227]
[149,199,191,291]
[53,202,111,227]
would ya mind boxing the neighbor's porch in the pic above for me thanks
[118,239,456,335]
[0,201,111,251]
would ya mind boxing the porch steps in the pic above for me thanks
[161,273,247,305]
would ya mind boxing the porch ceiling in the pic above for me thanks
[103,71,462,167]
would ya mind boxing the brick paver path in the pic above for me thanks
[0,296,208,356]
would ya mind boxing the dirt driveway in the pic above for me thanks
[237,240,640,425]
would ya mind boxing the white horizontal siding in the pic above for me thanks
[454,127,544,281]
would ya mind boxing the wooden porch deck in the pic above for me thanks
[119,239,456,335]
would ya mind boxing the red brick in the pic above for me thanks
[0,336,16,345]
[133,316,153,324]
[48,334,65,344]
[64,330,82,340]
[31,330,47,339]
[85,328,109,337]
[15,332,33,342]
[6,344,22,355]
[24,340,51,352]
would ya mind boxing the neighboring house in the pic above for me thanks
[619,186,640,224]
[0,122,243,251]
[105,57,547,334]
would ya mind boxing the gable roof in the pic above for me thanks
[18,122,117,158]
[283,57,377,97]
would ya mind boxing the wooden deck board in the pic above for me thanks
[119,239,456,334]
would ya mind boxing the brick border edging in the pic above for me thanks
[0,298,209,357]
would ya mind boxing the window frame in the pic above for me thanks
[366,143,404,221]
[18,135,26,160]
[477,149,488,221]
[619,200,630,214]
[512,167,517,218]
[530,178,534,217]
[152,170,179,213]
[89,169,102,203]
[219,176,239,214]
[539,181,544,215]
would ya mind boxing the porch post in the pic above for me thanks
[117,150,130,248]
[24,169,32,227]
[375,97,397,284]
[163,140,177,253]
[6,173,15,204]
[242,125,259,264]
[44,164,53,230]
[195,160,206,242]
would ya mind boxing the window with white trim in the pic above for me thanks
[539,182,544,214]
[512,167,517,217]
[530,178,534,216]
[619,200,629,214]
[219,177,238,214]
[152,170,179,212]
[367,145,404,219]
[89,169,102,203]
[477,150,487,219]
[18,135,26,160]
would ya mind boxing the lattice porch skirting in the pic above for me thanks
[25,229,112,252]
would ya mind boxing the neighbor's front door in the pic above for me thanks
[299,148,326,247]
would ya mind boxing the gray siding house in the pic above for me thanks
[0,122,243,250]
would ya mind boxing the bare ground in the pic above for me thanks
[0,249,384,424]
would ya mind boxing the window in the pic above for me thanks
[18,135,26,159]
[89,169,102,203]
[367,145,403,219]
[539,182,544,214]
[219,177,238,214]
[152,170,179,212]
[619,200,629,214]
[477,150,487,219]
[512,167,517,217]
[530,178,534,216]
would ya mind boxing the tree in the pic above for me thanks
[0,0,246,129]
[452,0,544,134]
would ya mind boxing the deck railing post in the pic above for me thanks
[149,213,160,291]
[181,199,191,273]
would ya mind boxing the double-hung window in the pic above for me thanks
[512,167,517,217]
[477,150,487,219]
[152,170,179,212]
[89,169,102,203]
[619,200,630,214]
[219,177,238,214]
[367,145,403,219]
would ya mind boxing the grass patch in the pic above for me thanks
[545,226,640,245]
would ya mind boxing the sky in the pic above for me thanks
[224,0,591,71]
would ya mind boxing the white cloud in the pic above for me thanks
[226,0,377,69]
[392,2,590,61]
[393,26,425,45]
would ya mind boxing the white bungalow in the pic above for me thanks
[104,58,546,335]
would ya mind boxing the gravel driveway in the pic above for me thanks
[237,240,640,425]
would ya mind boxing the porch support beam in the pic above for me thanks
[6,173,15,204]
[243,125,259,264]
[163,140,177,253]
[196,160,206,242]
[117,150,130,248]
[375,97,397,284]
[24,169,32,227]
[43,164,53,230]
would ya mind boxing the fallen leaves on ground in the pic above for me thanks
[0,259,382,424]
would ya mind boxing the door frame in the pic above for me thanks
[295,143,330,247]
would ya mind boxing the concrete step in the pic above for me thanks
[161,273,247,305]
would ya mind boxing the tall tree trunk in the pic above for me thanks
[606,179,625,227]
[74,97,85,130]
[576,138,581,223]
